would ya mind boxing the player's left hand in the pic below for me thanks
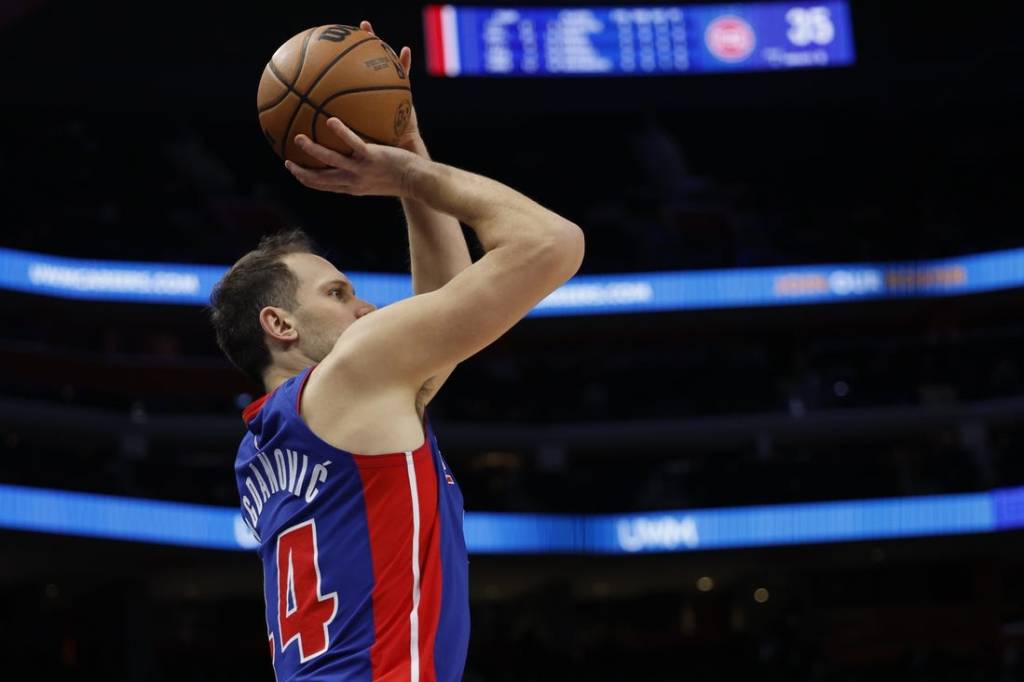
[287,117,422,197]
[360,20,422,151]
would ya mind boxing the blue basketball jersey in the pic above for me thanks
[234,364,470,681]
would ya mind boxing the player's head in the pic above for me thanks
[208,228,377,390]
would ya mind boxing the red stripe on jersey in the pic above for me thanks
[242,392,272,425]
[357,458,413,681]
[414,445,442,682]
[355,436,435,682]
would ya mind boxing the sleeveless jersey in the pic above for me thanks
[234,364,470,682]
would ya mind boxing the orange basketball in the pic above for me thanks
[256,24,412,167]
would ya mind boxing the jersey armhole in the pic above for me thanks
[295,363,431,458]
[295,363,319,417]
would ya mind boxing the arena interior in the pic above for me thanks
[1,1,1023,680]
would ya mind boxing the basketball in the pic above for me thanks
[257,24,412,167]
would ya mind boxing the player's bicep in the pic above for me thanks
[337,234,581,387]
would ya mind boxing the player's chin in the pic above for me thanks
[334,322,355,341]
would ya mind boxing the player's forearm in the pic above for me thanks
[399,136,473,294]
[403,155,581,255]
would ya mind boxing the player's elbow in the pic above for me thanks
[540,221,585,281]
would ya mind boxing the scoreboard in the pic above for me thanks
[423,2,855,77]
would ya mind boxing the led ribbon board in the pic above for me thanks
[3,245,1023,314]
[2,483,1022,554]
[423,2,855,77]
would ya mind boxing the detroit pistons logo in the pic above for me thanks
[705,15,756,62]
[394,100,411,138]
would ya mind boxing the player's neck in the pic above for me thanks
[263,361,314,395]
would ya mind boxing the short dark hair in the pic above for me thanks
[208,228,319,389]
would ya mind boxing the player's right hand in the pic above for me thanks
[285,117,421,198]
[358,20,421,150]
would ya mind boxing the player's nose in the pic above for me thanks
[355,302,377,318]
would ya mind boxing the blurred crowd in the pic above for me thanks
[4,296,1024,419]
[3,411,1021,514]
[1,94,1015,273]
[11,540,1024,682]
[2,105,1023,514]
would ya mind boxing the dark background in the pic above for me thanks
[1,0,1023,680]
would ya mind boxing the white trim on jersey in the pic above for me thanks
[405,451,422,682]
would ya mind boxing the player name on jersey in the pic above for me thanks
[241,436,330,533]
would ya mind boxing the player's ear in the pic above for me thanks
[259,305,298,344]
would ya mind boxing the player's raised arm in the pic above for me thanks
[286,117,584,390]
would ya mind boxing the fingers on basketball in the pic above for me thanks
[359,20,410,74]
[285,161,354,192]
[326,118,368,157]
[284,160,321,186]
[293,134,353,169]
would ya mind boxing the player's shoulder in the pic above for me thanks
[310,316,426,398]
[300,352,425,455]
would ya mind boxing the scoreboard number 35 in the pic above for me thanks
[786,6,836,47]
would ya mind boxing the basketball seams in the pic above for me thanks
[258,63,292,113]
[256,27,311,117]
[262,83,410,147]
[265,29,405,160]
[303,36,407,147]
[301,36,380,101]
[319,85,412,101]
[311,86,411,145]
[286,103,384,166]
[279,29,318,158]
[292,28,315,85]
[267,61,290,87]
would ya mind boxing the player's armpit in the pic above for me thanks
[417,364,458,412]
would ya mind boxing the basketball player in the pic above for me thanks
[208,23,584,682]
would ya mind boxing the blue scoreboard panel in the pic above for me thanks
[423,2,855,77]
